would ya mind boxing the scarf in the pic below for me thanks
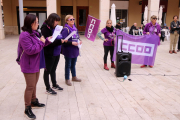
[149,22,158,35]
[106,26,114,33]
[64,23,77,32]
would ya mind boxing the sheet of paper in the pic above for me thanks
[78,39,82,56]
[64,31,77,40]
[78,39,82,49]
[50,25,63,42]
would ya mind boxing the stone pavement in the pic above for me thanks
[0,35,180,120]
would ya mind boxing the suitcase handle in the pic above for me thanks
[117,35,123,53]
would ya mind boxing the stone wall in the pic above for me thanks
[128,0,142,27]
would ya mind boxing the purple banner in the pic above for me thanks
[85,15,101,42]
[113,30,159,66]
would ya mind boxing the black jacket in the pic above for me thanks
[41,23,72,56]
[170,21,180,34]
[129,25,138,35]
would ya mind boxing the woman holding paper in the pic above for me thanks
[61,15,82,86]
[18,14,52,119]
[141,15,161,68]
[97,19,116,70]
[41,13,73,94]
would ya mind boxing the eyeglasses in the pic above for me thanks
[68,18,75,21]
[153,18,157,20]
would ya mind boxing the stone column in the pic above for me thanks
[0,5,5,39]
[148,0,160,22]
[99,0,110,31]
[19,0,24,33]
[47,0,57,17]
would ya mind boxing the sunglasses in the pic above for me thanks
[153,18,157,20]
[68,18,75,21]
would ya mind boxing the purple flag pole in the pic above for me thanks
[113,30,159,66]
[85,15,101,42]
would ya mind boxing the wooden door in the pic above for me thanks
[77,6,89,31]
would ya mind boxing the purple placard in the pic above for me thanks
[85,15,101,42]
[113,30,159,66]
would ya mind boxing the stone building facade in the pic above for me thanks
[0,0,179,37]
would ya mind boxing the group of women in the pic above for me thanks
[18,13,81,119]
[18,13,178,119]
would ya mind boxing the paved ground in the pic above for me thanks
[0,35,180,120]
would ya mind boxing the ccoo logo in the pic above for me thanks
[118,40,155,57]
[87,19,96,38]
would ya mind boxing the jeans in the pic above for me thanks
[64,56,77,80]
[104,46,114,64]
[44,55,60,90]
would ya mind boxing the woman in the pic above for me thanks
[139,24,145,30]
[170,15,180,54]
[18,14,52,119]
[160,23,168,42]
[97,19,116,70]
[141,15,161,68]
[139,24,144,35]
[41,13,73,94]
[61,15,82,86]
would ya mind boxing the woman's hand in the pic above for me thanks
[64,40,68,43]
[104,39,108,42]
[47,36,52,42]
[40,36,46,43]
[61,39,68,43]
[79,41,82,45]
[146,32,150,35]
[158,34,161,37]
[72,42,78,46]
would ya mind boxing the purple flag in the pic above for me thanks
[85,15,101,42]
[113,30,159,66]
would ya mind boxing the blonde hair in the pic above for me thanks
[65,15,74,23]
[151,15,157,21]
[106,19,112,24]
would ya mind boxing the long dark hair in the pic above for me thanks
[45,13,60,29]
[21,14,37,33]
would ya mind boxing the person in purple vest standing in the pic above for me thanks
[61,15,82,86]
[17,14,52,119]
[97,19,116,70]
[41,13,72,94]
[141,15,161,68]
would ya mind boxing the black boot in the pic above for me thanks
[31,98,45,108]
[24,106,36,119]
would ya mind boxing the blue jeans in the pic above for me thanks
[64,56,77,80]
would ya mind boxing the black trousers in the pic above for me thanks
[178,36,180,50]
[44,55,60,90]
[160,37,165,42]
[104,46,114,64]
